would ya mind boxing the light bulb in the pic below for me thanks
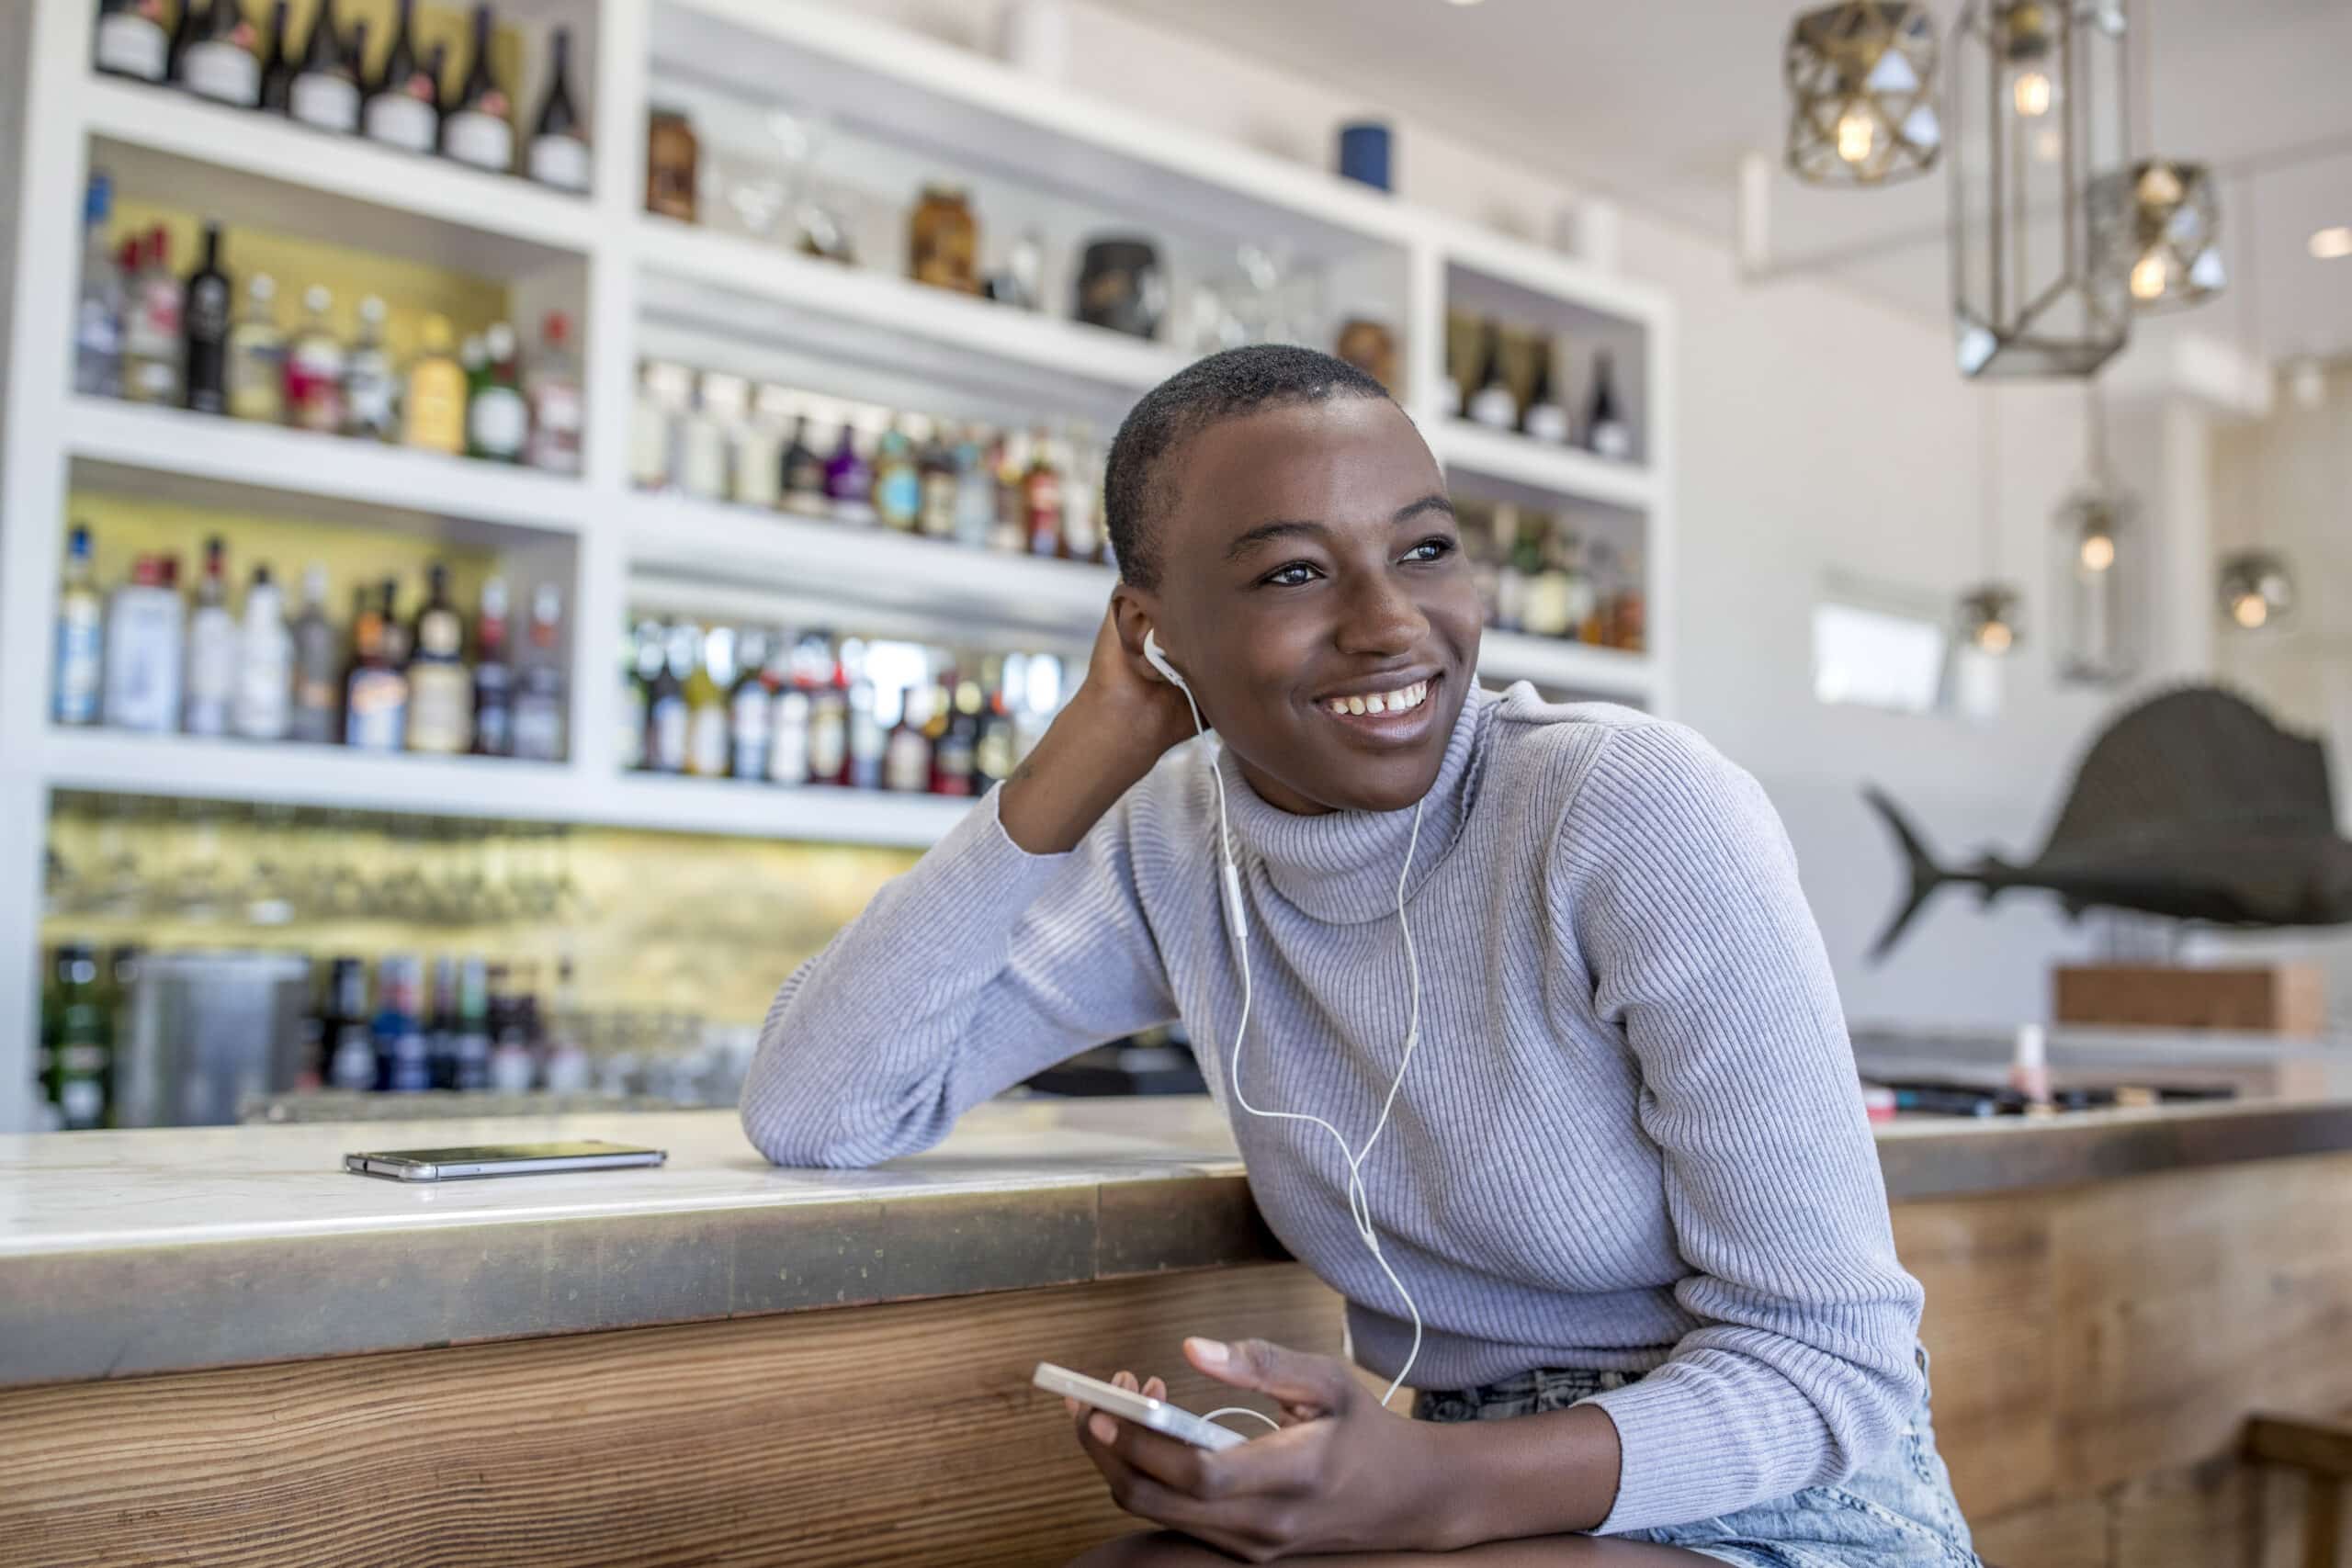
[2129,252,2170,301]
[2231,592,2269,629]
[2079,529,2116,572]
[1976,619,2015,654]
[1836,108,1877,166]
[2012,69,2052,117]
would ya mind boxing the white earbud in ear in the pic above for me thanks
[1141,627,1189,692]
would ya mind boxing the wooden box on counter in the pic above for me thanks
[2054,963,2325,1037]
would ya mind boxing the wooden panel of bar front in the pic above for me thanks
[4,1097,2350,1567]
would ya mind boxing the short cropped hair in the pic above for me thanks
[1103,344,1392,591]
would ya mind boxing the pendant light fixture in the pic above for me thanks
[2051,378,2139,682]
[2088,0,2225,312]
[2218,172,2294,632]
[1784,1,1942,186]
[1949,0,2133,377]
[1959,389,2023,655]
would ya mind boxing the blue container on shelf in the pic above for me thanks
[1336,121,1392,192]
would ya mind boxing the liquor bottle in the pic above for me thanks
[102,554,184,733]
[441,5,513,174]
[767,686,811,786]
[289,563,339,743]
[676,374,731,500]
[510,583,566,761]
[361,0,438,155]
[405,562,473,754]
[454,955,492,1090]
[1060,422,1102,562]
[804,646,849,784]
[917,423,957,538]
[524,311,582,472]
[343,582,408,750]
[1490,506,1524,634]
[628,360,681,489]
[823,423,876,525]
[973,671,1015,795]
[623,617,661,769]
[728,628,771,779]
[282,285,345,433]
[373,954,430,1092]
[872,423,920,532]
[53,524,105,727]
[781,416,827,515]
[123,228,183,405]
[425,955,461,1091]
[1520,517,1575,639]
[95,0,170,82]
[74,173,124,399]
[1465,321,1517,430]
[467,321,527,461]
[180,0,261,106]
[933,672,981,796]
[883,682,933,793]
[226,561,290,739]
[645,624,688,774]
[471,576,512,756]
[288,0,361,133]
[401,313,466,453]
[255,1,292,113]
[1519,339,1568,444]
[684,626,729,777]
[181,536,236,736]
[989,429,1028,553]
[526,26,591,192]
[1584,349,1632,460]
[379,576,410,667]
[844,654,883,791]
[341,294,397,440]
[952,425,992,548]
[165,0,203,82]
[1023,428,1063,558]
[181,221,232,414]
[735,405,783,510]
[322,955,371,1089]
[47,946,112,1131]
[224,272,284,423]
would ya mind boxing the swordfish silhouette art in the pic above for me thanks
[1864,685,2352,960]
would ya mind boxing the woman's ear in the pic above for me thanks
[1109,586,1166,682]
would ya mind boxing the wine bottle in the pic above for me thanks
[288,0,360,133]
[94,0,170,83]
[526,26,590,192]
[1465,320,1517,430]
[1584,348,1632,461]
[404,562,473,755]
[342,294,397,440]
[166,0,207,85]
[255,1,292,113]
[1519,339,1568,444]
[180,0,261,107]
[441,5,514,174]
[180,220,232,414]
[224,272,284,423]
[360,0,437,154]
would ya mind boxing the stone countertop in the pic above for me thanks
[6,1093,2350,1389]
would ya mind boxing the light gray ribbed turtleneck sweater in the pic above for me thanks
[740,681,1925,1534]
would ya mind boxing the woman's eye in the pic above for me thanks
[1404,536,1455,563]
[1262,562,1320,588]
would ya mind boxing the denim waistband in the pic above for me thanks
[1410,1364,1645,1423]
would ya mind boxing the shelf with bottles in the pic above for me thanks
[49,503,576,777]
[72,170,591,486]
[87,0,598,235]
[1436,267,1652,478]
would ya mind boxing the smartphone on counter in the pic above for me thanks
[1033,1361,1250,1450]
[343,1140,668,1181]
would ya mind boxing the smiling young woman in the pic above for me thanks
[740,346,1981,1567]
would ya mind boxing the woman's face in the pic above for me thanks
[1119,396,1482,815]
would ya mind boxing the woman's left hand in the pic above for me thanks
[1068,1337,1453,1562]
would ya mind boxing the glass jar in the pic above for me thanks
[645,108,699,223]
[909,185,979,294]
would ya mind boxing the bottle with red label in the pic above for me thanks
[281,285,346,433]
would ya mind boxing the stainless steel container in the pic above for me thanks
[118,952,311,1126]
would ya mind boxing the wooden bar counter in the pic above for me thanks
[4,1094,2350,1567]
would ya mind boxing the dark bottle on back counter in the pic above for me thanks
[526,26,591,192]
[372,955,430,1093]
[288,0,361,133]
[255,0,293,112]
[441,4,513,174]
[46,944,113,1132]
[1584,348,1632,460]
[471,576,513,757]
[361,0,438,154]
[511,584,566,761]
[179,0,262,107]
[181,221,232,413]
[95,0,170,83]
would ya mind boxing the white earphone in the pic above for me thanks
[1141,626,1429,1415]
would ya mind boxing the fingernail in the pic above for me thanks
[1190,1337,1228,1364]
[1090,1413,1117,1443]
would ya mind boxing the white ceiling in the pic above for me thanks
[1092,0,2352,364]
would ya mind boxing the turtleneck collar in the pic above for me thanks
[1215,681,1497,925]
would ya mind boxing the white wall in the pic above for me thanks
[816,0,2195,1027]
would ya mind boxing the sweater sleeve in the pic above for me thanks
[1555,723,1925,1535]
[739,778,1179,1168]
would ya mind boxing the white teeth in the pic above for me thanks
[1346,695,1368,715]
[1365,694,1387,714]
[1328,680,1430,716]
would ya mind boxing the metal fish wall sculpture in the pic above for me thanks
[1865,686,2352,959]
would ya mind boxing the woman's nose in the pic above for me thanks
[1334,568,1429,655]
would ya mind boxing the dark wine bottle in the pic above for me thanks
[182,220,232,413]
[255,0,291,112]
[441,5,514,174]
[360,0,436,154]
[525,26,589,192]
[165,0,205,83]
[1519,339,1568,444]
[179,0,261,107]
[1465,320,1517,430]
[288,0,359,133]
[1584,348,1632,461]
[95,0,170,83]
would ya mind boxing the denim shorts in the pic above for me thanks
[1409,1346,1981,1567]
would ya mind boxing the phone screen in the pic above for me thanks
[365,1141,657,1163]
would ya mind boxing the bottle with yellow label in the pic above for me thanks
[402,313,467,455]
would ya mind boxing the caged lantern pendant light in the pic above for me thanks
[1784,1,1943,186]
[2087,0,2225,312]
[2051,378,2140,682]
[2218,176,2295,632]
[1949,0,2134,377]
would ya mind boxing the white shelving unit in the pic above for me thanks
[0,0,1674,1126]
